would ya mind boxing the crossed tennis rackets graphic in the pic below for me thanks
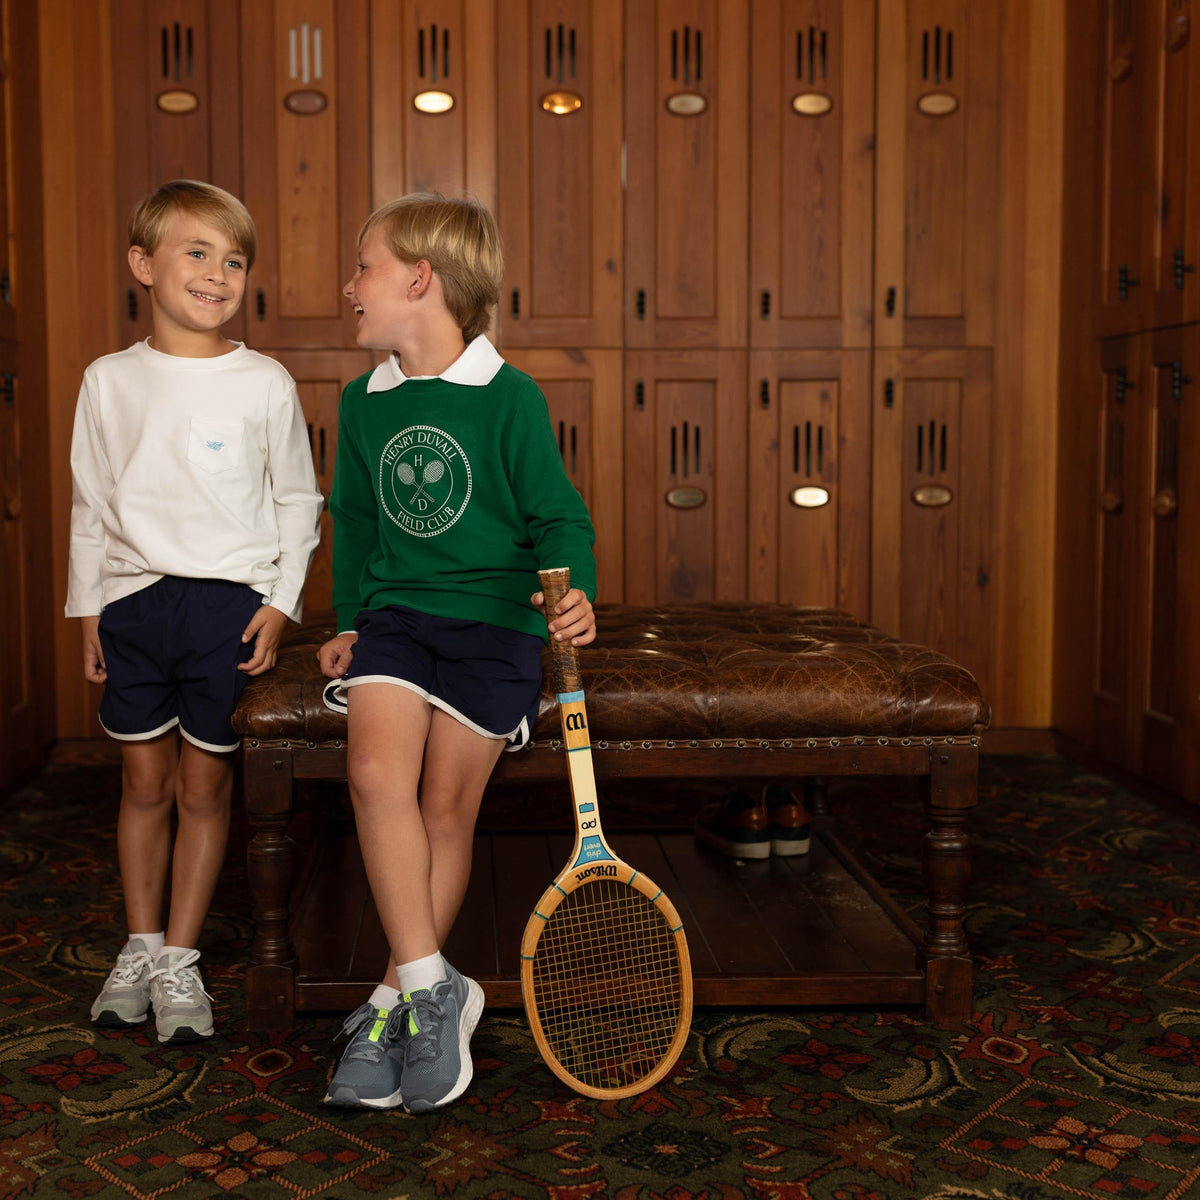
[397,459,445,501]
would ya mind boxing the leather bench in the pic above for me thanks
[234,604,989,1031]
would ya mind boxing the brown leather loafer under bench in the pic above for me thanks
[234,604,989,1031]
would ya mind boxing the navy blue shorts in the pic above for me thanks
[322,605,544,751]
[97,576,264,753]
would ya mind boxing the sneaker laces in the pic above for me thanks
[149,949,211,1004]
[107,949,152,989]
[338,1004,392,1063]
[391,990,446,1065]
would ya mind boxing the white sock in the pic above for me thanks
[369,984,401,1011]
[129,932,164,955]
[395,952,445,995]
[156,945,195,965]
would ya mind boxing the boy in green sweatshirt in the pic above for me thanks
[317,193,596,1113]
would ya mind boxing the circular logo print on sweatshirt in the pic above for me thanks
[378,425,472,537]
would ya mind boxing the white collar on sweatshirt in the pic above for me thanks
[366,334,504,393]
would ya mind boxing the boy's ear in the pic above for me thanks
[410,259,433,297]
[128,245,155,288]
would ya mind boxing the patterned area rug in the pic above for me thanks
[2,755,1199,1200]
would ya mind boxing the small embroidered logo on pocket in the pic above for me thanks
[205,440,225,451]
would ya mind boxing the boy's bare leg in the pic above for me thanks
[164,740,235,948]
[348,684,438,970]
[117,733,179,934]
[371,708,504,987]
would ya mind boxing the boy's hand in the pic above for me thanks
[82,615,107,684]
[318,632,358,678]
[238,604,290,676]
[531,587,596,647]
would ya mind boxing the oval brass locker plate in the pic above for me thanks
[792,92,833,116]
[412,90,455,114]
[916,92,959,116]
[789,486,830,508]
[156,89,199,114]
[912,484,953,507]
[666,92,707,116]
[541,90,583,115]
[284,89,329,115]
[666,487,707,509]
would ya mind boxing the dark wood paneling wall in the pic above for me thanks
[33,0,1070,760]
[1055,0,1200,803]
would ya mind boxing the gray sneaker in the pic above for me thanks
[91,939,154,1026]
[324,1002,406,1109]
[397,962,484,1113]
[148,949,213,1043]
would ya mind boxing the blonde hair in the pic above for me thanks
[129,180,258,269]
[361,193,502,342]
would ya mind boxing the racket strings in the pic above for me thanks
[531,880,683,1091]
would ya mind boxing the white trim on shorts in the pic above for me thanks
[99,715,180,742]
[179,726,242,754]
[331,675,530,749]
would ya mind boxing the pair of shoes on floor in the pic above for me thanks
[91,941,214,1043]
[694,783,812,860]
[324,961,484,1113]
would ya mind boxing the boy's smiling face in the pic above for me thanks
[343,227,419,351]
[129,210,248,345]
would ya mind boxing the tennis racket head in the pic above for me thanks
[521,858,693,1099]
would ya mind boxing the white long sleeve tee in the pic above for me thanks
[66,339,323,623]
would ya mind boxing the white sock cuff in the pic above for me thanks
[156,944,196,964]
[395,952,445,995]
[129,932,165,955]
[369,984,401,1011]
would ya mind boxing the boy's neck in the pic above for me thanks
[395,325,469,379]
[148,327,239,358]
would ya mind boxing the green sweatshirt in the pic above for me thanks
[330,339,596,640]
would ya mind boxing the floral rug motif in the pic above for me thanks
[1,755,1198,1199]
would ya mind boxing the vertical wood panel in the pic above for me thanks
[496,0,621,347]
[624,351,746,603]
[747,350,870,613]
[625,0,748,347]
[370,0,496,211]
[501,348,624,601]
[241,0,369,348]
[749,0,874,348]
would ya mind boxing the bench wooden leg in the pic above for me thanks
[243,746,297,1032]
[920,743,978,1027]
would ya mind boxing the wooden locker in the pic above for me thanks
[1147,0,1200,329]
[370,0,497,209]
[747,350,870,613]
[870,349,992,697]
[111,0,244,345]
[1091,335,1141,766]
[624,351,747,603]
[1093,0,1153,336]
[267,349,374,615]
[625,0,748,348]
[1134,327,1197,793]
[0,4,12,346]
[502,349,623,600]
[496,0,622,348]
[241,0,370,349]
[874,0,1000,348]
[749,0,874,349]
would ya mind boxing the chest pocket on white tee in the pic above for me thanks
[187,418,244,474]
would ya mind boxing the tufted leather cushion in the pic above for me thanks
[233,604,989,743]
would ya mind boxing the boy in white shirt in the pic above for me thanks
[66,180,323,1043]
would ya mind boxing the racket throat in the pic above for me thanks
[556,689,615,867]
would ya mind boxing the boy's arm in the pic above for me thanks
[506,385,598,603]
[65,373,113,620]
[264,382,325,622]
[329,390,378,633]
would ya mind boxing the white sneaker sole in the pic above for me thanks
[323,1082,404,1109]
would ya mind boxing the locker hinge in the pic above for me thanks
[634,379,645,410]
[1171,361,1192,400]
[1118,264,1140,302]
[1115,367,1134,402]
[127,288,139,321]
[885,286,896,317]
[760,379,770,408]
[0,268,10,305]
[884,378,895,408]
[636,288,646,319]
[1174,249,1195,289]
[256,289,266,319]
[760,290,771,319]
[1,373,13,406]
[511,288,520,319]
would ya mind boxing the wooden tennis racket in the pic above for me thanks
[521,567,693,1098]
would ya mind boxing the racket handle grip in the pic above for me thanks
[538,567,582,692]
